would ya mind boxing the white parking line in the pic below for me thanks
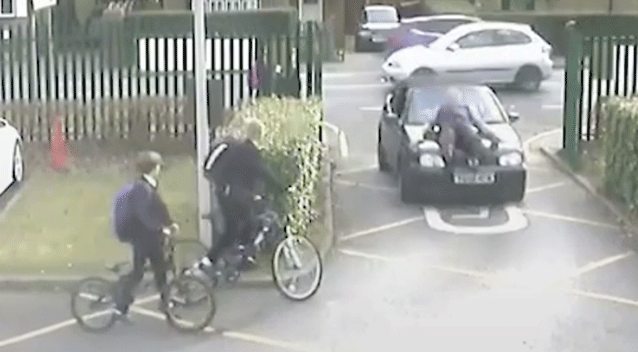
[333,179,395,192]
[323,83,390,90]
[0,184,28,225]
[0,294,160,348]
[131,306,318,351]
[526,182,566,194]
[334,165,377,176]
[359,106,382,112]
[450,207,489,220]
[568,251,634,279]
[423,206,529,235]
[338,216,425,242]
[522,128,562,153]
[522,209,620,229]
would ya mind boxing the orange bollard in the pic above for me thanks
[50,116,68,171]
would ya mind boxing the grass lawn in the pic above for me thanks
[0,157,329,276]
[0,157,198,275]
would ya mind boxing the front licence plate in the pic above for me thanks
[453,172,495,185]
[372,37,385,43]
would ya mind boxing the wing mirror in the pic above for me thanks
[507,105,520,123]
[447,43,460,52]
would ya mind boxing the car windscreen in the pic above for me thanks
[407,89,507,125]
[367,9,398,23]
[412,19,474,34]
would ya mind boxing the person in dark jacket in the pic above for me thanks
[196,120,283,274]
[433,87,500,165]
[113,151,177,323]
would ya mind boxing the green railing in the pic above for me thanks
[0,8,323,144]
[563,16,638,168]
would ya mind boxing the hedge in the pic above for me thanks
[601,96,638,211]
[215,96,323,238]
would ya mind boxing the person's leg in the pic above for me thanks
[147,241,168,312]
[114,243,146,318]
[204,196,239,265]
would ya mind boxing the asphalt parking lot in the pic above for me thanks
[2,52,638,352]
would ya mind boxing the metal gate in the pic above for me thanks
[562,16,638,167]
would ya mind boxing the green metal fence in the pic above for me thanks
[0,7,323,144]
[563,16,638,167]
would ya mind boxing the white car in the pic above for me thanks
[0,118,24,195]
[382,21,554,91]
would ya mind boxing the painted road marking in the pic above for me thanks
[323,83,390,90]
[567,289,638,308]
[450,207,489,220]
[567,251,634,280]
[0,294,160,349]
[359,106,382,112]
[526,182,566,194]
[334,165,377,176]
[338,248,490,280]
[522,128,561,154]
[522,209,620,229]
[338,216,425,242]
[131,306,319,352]
[333,179,395,192]
[423,205,529,235]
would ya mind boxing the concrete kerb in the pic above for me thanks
[539,146,638,241]
[0,157,337,292]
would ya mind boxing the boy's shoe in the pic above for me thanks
[113,309,135,325]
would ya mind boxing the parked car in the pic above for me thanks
[0,118,24,196]
[381,21,553,91]
[355,5,400,52]
[377,82,526,203]
[385,14,481,56]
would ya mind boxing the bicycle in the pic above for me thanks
[191,193,323,302]
[70,228,215,333]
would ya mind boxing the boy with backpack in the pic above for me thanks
[112,150,178,323]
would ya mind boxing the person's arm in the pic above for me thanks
[467,106,500,142]
[130,182,164,233]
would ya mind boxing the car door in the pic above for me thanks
[387,91,413,169]
[439,29,503,84]
[0,119,12,193]
[492,28,537,82]
[380,92,400,169]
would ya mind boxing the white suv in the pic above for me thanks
[381,21,554,91]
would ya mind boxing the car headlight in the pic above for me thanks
[419,154,445,168]
[359,30,371,36]
[499,152,523,166]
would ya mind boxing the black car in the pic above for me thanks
[354,5,400,52]
[377,83,526,204]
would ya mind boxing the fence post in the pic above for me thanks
[563,20,583,169]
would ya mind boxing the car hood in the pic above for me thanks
[404,123,522,151]
[362,22,400,31]
[386,44,433,63]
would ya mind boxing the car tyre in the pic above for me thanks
[377,134,391,172]
[398,158,416,203]
[514,66,541,92]
[12,143,24,184]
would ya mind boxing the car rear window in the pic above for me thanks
[367,9,398,23]
[407,88,507,125]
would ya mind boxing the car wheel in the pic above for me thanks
[411,68,435,78]
[377,134,391,172]
[514,66,541,92]
[12,143,24,184]
[398,158,415,203]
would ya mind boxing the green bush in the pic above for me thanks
[215,96,323,237]
[602,96,638,211]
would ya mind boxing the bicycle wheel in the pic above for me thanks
[164,274,216,333]
[271,236,323,301]
[172,238,209,275]
[70,277,117,332]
